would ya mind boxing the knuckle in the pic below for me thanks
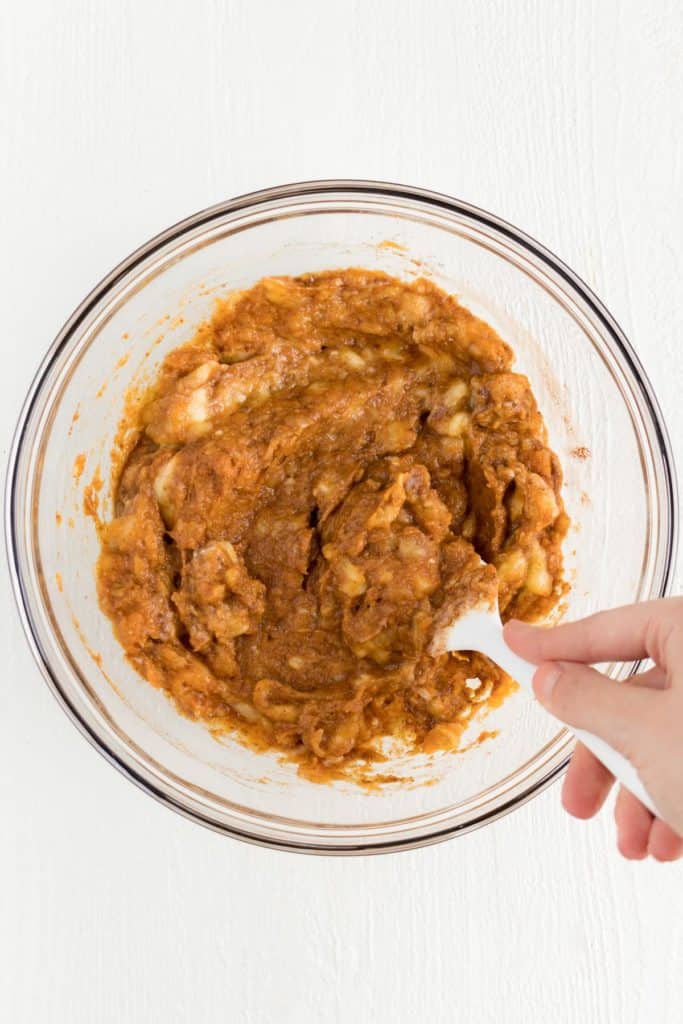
[533,632,559,664]
[644,612,681,667]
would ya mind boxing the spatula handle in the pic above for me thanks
[494,640,659,817]
[571,727,657,816]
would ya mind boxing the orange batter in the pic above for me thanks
[97,269,568,779]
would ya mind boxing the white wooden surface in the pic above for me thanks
[2,2,682,1021]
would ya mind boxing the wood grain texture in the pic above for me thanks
[1,1,682,1021]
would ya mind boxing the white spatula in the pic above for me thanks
[431,596,658,816]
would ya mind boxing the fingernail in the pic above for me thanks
[505,619,533,633]
[533,662,562,703]
[504,620,534,644]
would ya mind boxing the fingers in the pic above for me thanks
[615,786,653,860]
[563,752,683,860]
[647,818,683,862]
[564,763,683,861]
[627,665,667,690]
[614,789,683,861]
[532,660,658,761]
[558,666,665,820]
[504,597,683,667]
[561,734,683,860]
[562,741,614,819]
[505,602,683,858]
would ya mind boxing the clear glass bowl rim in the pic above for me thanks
[5,178,679,855]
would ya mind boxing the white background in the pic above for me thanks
[2,2,682,1021]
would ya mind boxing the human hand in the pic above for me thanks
[504,598,683,861]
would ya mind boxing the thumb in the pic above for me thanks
[533,661,658,762]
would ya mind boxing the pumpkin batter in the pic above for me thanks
[97,269,568,779]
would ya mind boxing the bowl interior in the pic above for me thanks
[12,189,674,850]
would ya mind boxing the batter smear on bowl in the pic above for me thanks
[97,269,569,780]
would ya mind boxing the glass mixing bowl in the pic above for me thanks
[6,180,678,854]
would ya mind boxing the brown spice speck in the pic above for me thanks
[68,405,81,437]
[458,729,500,753]
[72,453,86,482]
[377,239,407,253]
[570,446,591,460]
[70,614,108,681]
[55,572,63,593]
[55,512,63,526]
[83,466,103,520]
